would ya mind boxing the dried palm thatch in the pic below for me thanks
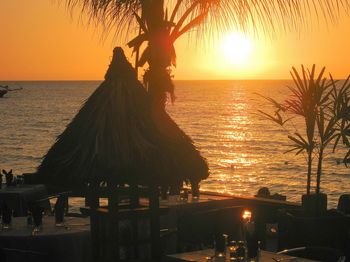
[35,47,208,190]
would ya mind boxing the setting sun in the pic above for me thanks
[220,32,254,66]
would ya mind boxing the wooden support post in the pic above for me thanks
[106,181,119,262]
[130,183,139,208]
[130,183,140,258]
[64,194,69,215]
[89,182,100,262]
[149,185,161,261]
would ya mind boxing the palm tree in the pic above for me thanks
[63,0,350,113]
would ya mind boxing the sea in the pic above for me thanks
[0,80,349,208]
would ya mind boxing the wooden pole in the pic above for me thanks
[149,185,161,261]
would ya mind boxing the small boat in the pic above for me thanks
[0,88,8,98]
[0,85,22,98]
[0,85,9,98]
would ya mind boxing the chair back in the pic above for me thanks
[278,209,350,252]
[177,206,244,250]
[337,194,350,215]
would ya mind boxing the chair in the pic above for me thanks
[277,246,345,262]
[337,194,350,215]
[34,191,84,217]
[177,206,244,251]
[277,209,350,253]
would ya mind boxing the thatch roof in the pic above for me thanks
[35,47,208,189]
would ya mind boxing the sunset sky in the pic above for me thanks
[2,0,350,80]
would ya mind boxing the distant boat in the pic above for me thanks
[0,86,8,98]
[0,85,22,98]
[0,89,8,98]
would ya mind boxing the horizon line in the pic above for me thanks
[0,78,298,82]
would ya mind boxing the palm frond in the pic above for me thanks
[61,0,350,39]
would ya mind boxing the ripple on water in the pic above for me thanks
[1,80,350,207]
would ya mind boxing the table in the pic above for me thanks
[0,184,49,216]
[0,216,91,262]
[165,249,318,261]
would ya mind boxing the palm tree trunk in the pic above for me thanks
[316,148,324,194]
[142,0,174,111]
[306,150,312,195]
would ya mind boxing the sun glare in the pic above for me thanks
[220,32,253,66]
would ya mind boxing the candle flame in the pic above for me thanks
[242,210,252,221]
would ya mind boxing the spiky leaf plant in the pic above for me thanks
[258,65,350,195]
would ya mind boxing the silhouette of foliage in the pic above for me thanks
[258,65,350,195]
[61,0,350,103]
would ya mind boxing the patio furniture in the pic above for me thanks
[164,248,318,261]
[87,183,169,262]
[277,209,350,253]
[277,246,345,262]
[177,206,244,251]
[0,184,49,216]
[0,216,91,262]
[337,194,350,215]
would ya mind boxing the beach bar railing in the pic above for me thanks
[86,182,169,262]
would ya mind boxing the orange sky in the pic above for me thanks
[1,0,350,80]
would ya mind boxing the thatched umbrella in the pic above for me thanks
[35,47,208,191]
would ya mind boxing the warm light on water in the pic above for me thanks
[0,80,349,207]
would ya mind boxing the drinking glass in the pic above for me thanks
[31,206,44,230]
[229,241,247,262]
[27,210,33,227]
[54,204,65,226]
[180,188,188,202]
[16,175,24,185]
[228,240,238,259]
[215,234,228,258]
[191,183,200,200]
[1,204,12,229]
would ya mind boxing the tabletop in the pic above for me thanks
[0,216,90,237]
[0,216,91,262]
[165,249,318,262]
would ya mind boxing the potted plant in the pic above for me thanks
[258,65,350,215]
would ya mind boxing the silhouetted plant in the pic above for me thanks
[258,65,350,195]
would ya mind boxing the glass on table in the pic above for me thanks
[16,175,25,185]
[29,205,45,233]
[214,233,228,258]
[54,196,66,227]
[1,203,13,229]
[180,188,189,202]
[191,182,200,200]
[228,240,246,261]
[228,240,238,257]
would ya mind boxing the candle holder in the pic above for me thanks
[191,182,200,200]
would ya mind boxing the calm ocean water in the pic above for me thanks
[0,80,349,207]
